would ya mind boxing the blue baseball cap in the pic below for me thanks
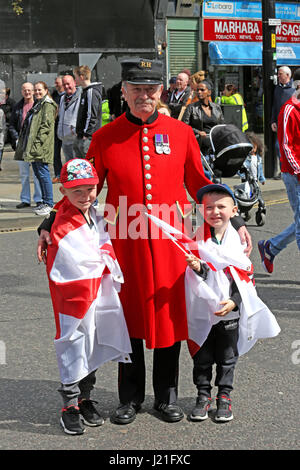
[197,183,236,204]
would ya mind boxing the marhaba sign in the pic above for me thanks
[203,18,300,43]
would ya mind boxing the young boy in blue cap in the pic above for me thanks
[185,184,280,422]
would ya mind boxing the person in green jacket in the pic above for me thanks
[15,81,57,216]
[101,99,111,127]
[219,84,248,132]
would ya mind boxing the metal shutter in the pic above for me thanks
[168,30,198,77]
[167,19,199,77]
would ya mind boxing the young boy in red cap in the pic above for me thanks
[45,158,131,435]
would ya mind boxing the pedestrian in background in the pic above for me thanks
[182,80,223,153]
[107,80,128,119]
[15,81,57,217]
[57,75,81,163]
[167,72,191,119]
[9,82,42,208]
[73,65,102,157]
[0,87,16,146]
[51,76,64,183]
[160,76,176,104]
[189,70,214,105]
[258,69,300,273]
[242,132,266,185]
[220,84,248,132]
[182,80,224,179]
[271,66,294,179]
[101,95,111,126]
[156,99,171,116]
[0,106,5,171]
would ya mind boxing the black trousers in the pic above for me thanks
[193,319,239,398]
[53,134,62,178]
[118,338,181,405]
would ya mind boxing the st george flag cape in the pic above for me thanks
[146,213,280,356]
[47,199,132,385]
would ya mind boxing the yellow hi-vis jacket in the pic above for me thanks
[220,93,248,132]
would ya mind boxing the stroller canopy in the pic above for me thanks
[209,124,253,177]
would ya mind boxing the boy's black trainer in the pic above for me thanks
[190,396,212,421]
[79,399,104,426]
[60,405,85,435]
[215,396,233,422]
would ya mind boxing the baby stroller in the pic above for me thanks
[202,124,266,226]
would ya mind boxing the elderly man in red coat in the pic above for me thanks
[37,58,251,425]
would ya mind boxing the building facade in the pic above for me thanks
[0,0,160,100]
[1,0,300,132]
[165,1,300,131]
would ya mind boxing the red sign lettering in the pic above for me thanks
[203,18,300,43]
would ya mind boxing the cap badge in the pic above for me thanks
[140,60,152,68]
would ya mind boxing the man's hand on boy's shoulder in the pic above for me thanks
[237,226,252,256]
[230,215,252,256]
[37,229,52,264]
[37,211,56,263]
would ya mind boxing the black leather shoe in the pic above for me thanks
[154,402,184,422]
[16,202,30,209]
[112,402,141,425]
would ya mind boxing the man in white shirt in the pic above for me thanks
[167,72,191,119]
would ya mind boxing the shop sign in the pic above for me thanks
[203,18,261,42]
[203,18,300,43]
[276,22,300,43]
[202,1,300,21]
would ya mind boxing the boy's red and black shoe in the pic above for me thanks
[215,396,233,422]
[189,396,212,421]
[60,405,85,435]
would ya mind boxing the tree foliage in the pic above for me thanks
[12,0,23,15]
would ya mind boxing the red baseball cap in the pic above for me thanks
[60,158,99,188]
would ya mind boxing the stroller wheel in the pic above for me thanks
[255,211,266,226]
[242,211,251,222]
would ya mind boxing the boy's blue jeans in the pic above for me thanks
[269,172,300,255]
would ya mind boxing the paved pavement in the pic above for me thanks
[0,146,287,231]
[0,197,299,452]
[0,146,299,453]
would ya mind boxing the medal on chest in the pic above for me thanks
[155,134,171,155]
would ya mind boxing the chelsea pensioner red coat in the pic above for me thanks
[86,111,211,349]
